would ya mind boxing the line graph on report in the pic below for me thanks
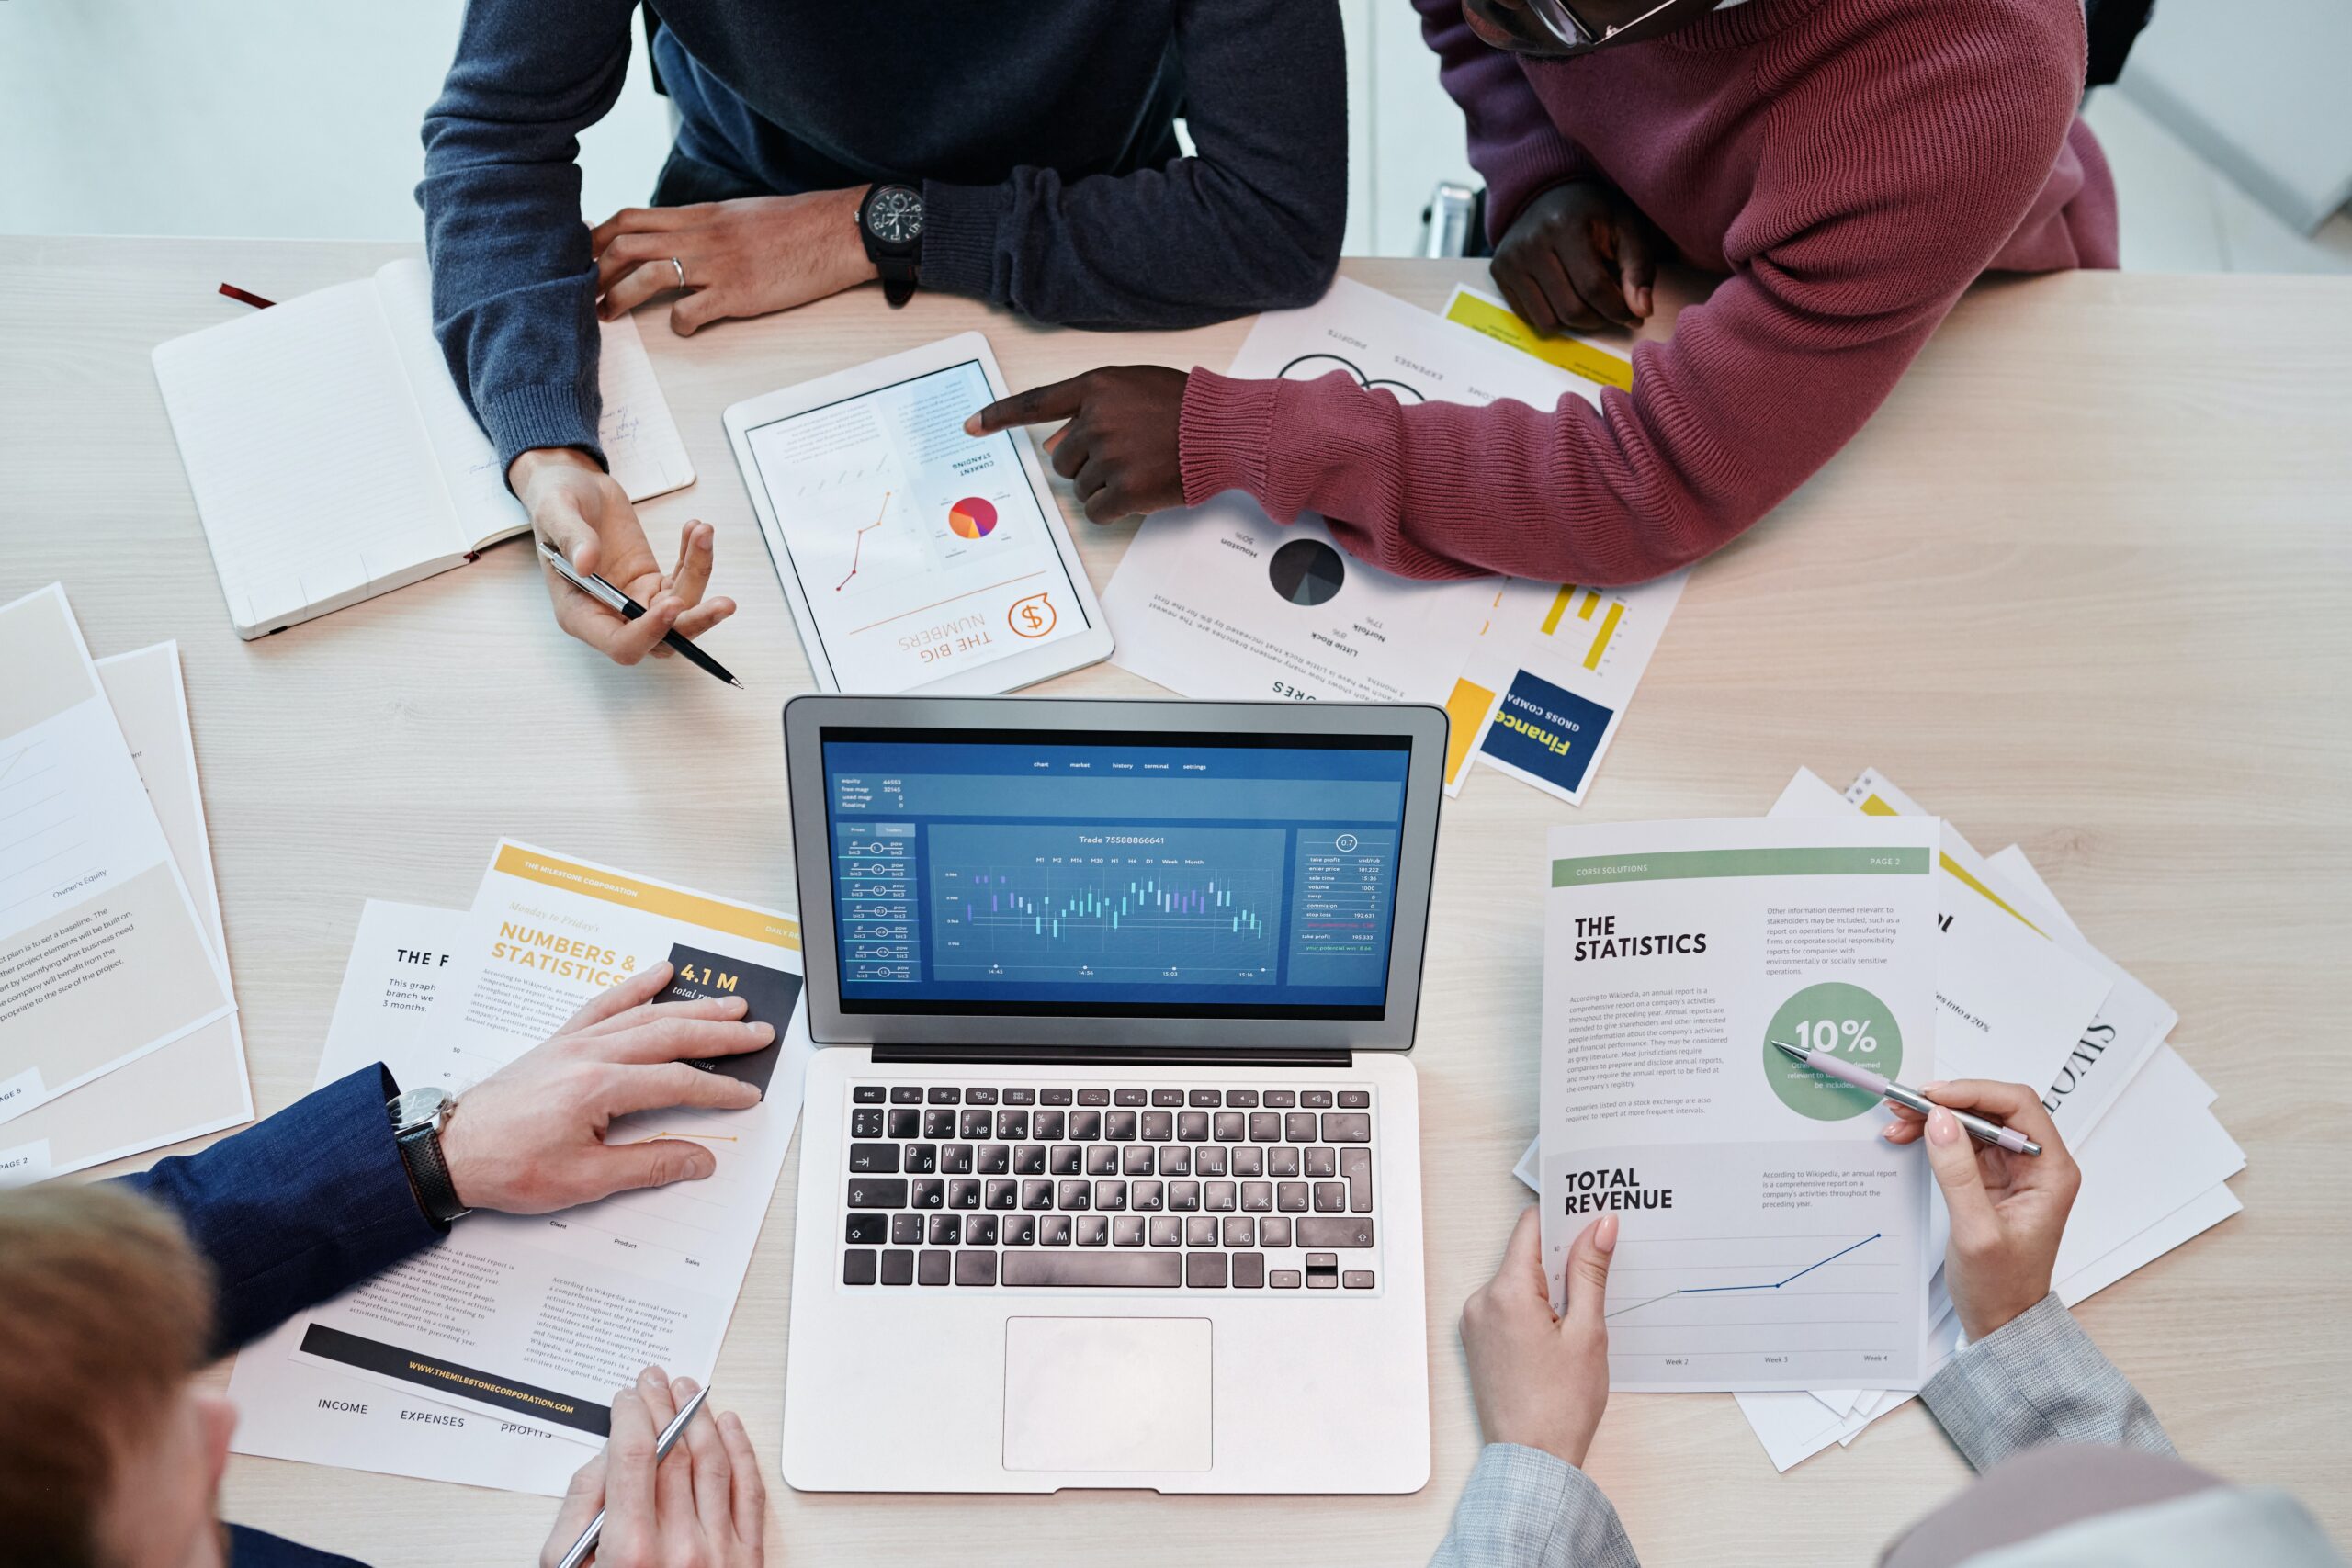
[927,824,1286,985]
[1600,1230,1913,1386]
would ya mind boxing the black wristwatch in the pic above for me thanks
[389,1084,471,1226]
[857,182,924,308]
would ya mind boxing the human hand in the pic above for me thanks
[538,1368,764,1568]
[1459,1206,1617,1469]
[592,189,877,336]
[439,962,775,1215]
[1883,1080,2080,1340]
[965,366,1190,524]
[1491,179,1660,334]
[509,448,735,665]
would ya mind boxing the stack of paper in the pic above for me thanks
[0,586,250,1183]
[230,845,816,1495]
[1100,276,1682,810]
[1514,766,2240,1471]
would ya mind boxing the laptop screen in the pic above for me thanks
[820,728,1413,1019]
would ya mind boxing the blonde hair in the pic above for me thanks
[0,1182,214,1568]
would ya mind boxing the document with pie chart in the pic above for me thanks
[1541,815,1941,1393]
[1103,278,1605,706]
[738,357,1091,692]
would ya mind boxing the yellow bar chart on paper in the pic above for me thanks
[1443,570,1689,807]
[1442,288,1635,392]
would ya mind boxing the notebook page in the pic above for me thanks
[153,284,467,636]
[371,259,696,553]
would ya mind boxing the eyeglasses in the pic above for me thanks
[1517,0,1704,51]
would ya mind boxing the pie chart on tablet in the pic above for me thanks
[1268,538,1346,607]
[947,496,998,540]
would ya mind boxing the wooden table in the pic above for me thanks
[5,236,2348,1565]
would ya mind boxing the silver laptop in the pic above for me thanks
[779,694,1444,1494]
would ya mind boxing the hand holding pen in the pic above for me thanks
[544,1369,765,1568]
[1782,1046,2086,1343]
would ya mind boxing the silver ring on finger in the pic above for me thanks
[671,255,688,291]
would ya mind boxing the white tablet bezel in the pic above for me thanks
[723,332,1114,695]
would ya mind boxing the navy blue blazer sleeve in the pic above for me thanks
[118,1065,443,1359]
[226,1523,372,1568]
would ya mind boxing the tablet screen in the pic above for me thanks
[740,358,1093,692]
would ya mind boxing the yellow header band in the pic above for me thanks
[1442,291,1636,392]
[493,845,802,951]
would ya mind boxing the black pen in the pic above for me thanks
[537,540,743,688]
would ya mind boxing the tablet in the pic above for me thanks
[725,333,1114,694]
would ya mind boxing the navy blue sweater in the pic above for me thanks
[418,0,1349,473]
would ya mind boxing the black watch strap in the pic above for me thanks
[394,1118,471,1226]
[876,259,917,309]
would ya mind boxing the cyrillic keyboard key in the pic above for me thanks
[1185,1215,1219,1247]
[910,1179,944,1209]
[1093,1179,1128,1211]
[1039,1215,1073,1246]
[1057,1179,1091,1210]
[941,1144,974,1175]
[1276,1182,1309,1212]
[1169,1180,1201,1212]
[959,1110,992,1139]
[1231,1146,1264,1177]
[1014,1144,1047,1176]
[1204,1181,1238,1213]
[1187,1251,1228,1289]
[1268,1146,1301,1177]
[847,1179,907,1209]
[1296,1217,1375,1248]
[947,1179,980,1209]
[978,1144,1011,1175]
[843,1249,877,1285]
[1194,1146,1227,1177]
[1086,1145,1119,1176]
[956,1250,998,1286]
[1122,1146,1156,1176]
[1114,1216,1146,1247]
[928,1214,960,1246]
[1313,1182,1347,1212]
[1002,1252,1182,1288]
[1241,1181,1273,1213]
[1021,1179,1054,1211]
[1002,1215,1036,1246]
[1132,1179,1165,1212]
[1159,1145,1193,1176]
[1049,1145,1081,1175]
[967,1215,999,1247]
[1150,1216,1183,1247]
[1306,1147,1338,1178]
[984,1179,1018,1211]
[905,1144,938,1175]
[1222,1216,1255,1247]
[1075,1215,1109,1246]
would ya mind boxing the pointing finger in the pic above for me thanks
[964,375,1091,435]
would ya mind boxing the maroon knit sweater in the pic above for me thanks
[1174,0,2120,586]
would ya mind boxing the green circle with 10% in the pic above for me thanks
[1761,981,1904,1121]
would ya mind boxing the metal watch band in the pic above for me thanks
[394,1118,471,1225]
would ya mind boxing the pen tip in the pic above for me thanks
[729,677,746,689]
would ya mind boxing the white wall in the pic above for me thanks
[0,0,670,241]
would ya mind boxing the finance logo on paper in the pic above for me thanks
[663,942,803,1097]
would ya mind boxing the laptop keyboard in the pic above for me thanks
[838,1083,1380,1292]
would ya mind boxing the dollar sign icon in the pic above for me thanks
[1009,592,1057,638]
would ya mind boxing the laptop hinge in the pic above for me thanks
[868,1044,1355,1069]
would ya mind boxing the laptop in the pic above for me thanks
[779,694,1445,1494]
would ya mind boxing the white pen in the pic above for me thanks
[554,1382,711,1568]
[1770,1039,2043,1156]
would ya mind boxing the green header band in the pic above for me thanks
[1551,845,1933,887]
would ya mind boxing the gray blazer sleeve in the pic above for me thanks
[1922,1292,2175,1471]
[1430,1444,1640,1568]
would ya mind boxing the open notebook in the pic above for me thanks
[153,258,695,638]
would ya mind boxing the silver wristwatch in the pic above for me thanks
[389,1084,471,1225]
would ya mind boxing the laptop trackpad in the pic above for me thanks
[1002,1316,1213,1473]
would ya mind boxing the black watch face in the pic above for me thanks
[865,185,923,246]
